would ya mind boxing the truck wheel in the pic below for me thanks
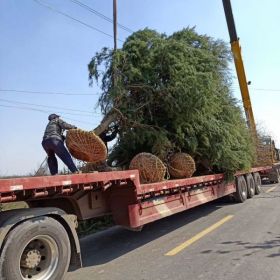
[253,172,262,195]
[0,216,71,280]
[234,176,248,203]
[268,167,280,183]
[245,174,255,198]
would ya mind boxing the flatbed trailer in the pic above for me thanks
[0,165,278,280]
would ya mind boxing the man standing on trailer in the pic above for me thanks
[42,113,78,175]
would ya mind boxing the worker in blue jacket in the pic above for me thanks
[42,113,78,175]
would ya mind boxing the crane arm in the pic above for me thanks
[222,0,257,135]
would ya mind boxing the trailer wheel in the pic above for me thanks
[253,172,262,195]
[234,176,248,203]
[245,174,255,198]
[0,216,70,280]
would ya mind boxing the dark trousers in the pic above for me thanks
[42,138,78,175]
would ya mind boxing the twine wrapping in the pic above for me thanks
[129,152,166,183]
[168,153,196,179]
[66,129,107,163]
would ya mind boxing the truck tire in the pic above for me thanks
[245,174,255,198]
[253,172,262,195]
[0,216,71,280]
[267,167,280,183]
[234,176,248,203]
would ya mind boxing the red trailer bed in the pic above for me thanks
[0,166,272,228]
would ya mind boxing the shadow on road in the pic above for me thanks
[255,191,280,199]
[200,232,280,259]
[79,198,232,267]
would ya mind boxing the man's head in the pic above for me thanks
[48,113,60,121]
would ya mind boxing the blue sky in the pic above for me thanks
[1,0,280,175]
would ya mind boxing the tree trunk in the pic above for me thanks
[93,110,118,135]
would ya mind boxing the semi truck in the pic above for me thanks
[0,0,279,279]
[0,166,278,279]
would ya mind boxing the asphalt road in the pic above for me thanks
[67,183,280,280]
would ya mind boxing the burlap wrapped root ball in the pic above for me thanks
[66,129,107,163]
[129,153,166,183]
[168,153,196,179]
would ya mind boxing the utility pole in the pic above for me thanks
[112,0,117,106]
[113,0,117,50]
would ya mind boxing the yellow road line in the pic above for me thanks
[165,215,234,256]
[265,186,277,193]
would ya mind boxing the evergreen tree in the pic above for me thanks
[88,27,255,176]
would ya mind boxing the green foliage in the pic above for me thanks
[88,27,255,175]
[78,216,114,237]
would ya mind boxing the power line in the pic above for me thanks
[34,0,223,55]
[33,0,124,42]
[0,98,101,115]
[0,89,96,96]
[0,104,98,125]
[231,87,280,93]
[250,88,280,93]
[3,86,280,98]
[62,116,98,126]
[68,0,134,33]
[0,102,91,118]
